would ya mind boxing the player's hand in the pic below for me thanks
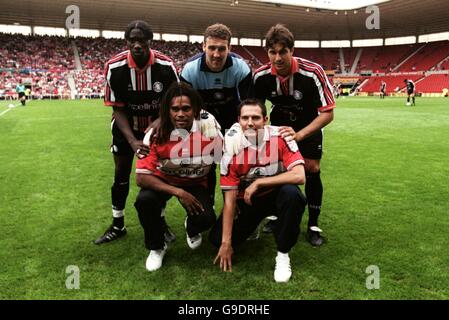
[131,140,150,159]
[244,181,259,205]
[144,119,160,141]
[279,126,299,142]
[213,242,233,272]
[200,110,221,138]
[176,190,205,215]
[224,123,244,155]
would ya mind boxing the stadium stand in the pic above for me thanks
[244,46,269,65]
[294,48,340,72]
[0,34,73,99]
[1,32,449,100]
[230,45,261,71]
[364,44,420,74]
[0,34,203,99]
[356,46,383,74]
[342,47,359,73]
[397,41,449,72]
[416,74,449,93]
[359,74,423,94]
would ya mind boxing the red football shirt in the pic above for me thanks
[136,120,222,187]
[220,126,304,198]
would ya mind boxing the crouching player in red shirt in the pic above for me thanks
[134,82,222,271]
[209,99,306,282]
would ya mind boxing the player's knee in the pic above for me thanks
[203,212,217,229]
[208,223,222,248]
[134,189,159,210]
[305,162,320,173]
[114,156,133,177]
[279,185,306,206]
[114,165,132,181]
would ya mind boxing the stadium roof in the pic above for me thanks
[251,0,391,11]
[1,0,449,41]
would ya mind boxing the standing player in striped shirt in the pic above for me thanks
[253,24,335,247]
[404,79,416,106]
[380,80,387,99]
[95,20,179,245]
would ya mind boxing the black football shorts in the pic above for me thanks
[110,119,144,156]
[298,131,323,160]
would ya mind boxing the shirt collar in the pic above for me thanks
[262,126,271,141]
[240,126,270,148]
[170,119,200,139]
[200,53,234,72]
[271,57,299,78]
[191,119,200,133]
[127,49,154,71]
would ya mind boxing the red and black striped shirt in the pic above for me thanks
[253,57,335,130]
[104,49,179,132]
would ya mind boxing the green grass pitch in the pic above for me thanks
[0,96,448,299]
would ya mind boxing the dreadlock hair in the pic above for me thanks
[156,81,203,145]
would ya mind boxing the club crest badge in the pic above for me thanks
[153,82,163,93]
[293,90,303,100]
[214,92,224,100]
[227,129,238,137]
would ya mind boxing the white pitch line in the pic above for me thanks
[0,108,12,117]
[0,102,24,117]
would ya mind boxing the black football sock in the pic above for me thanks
[111,180,129,226]
[113,217,124,229]
[305,171,323,228]
[111,181,129,210]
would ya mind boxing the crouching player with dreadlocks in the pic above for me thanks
[134,82,223,271]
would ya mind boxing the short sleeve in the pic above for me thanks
[279,137,304,171]
[220,153,239,191]
[136,144,159,175]
[104,61,125,107]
